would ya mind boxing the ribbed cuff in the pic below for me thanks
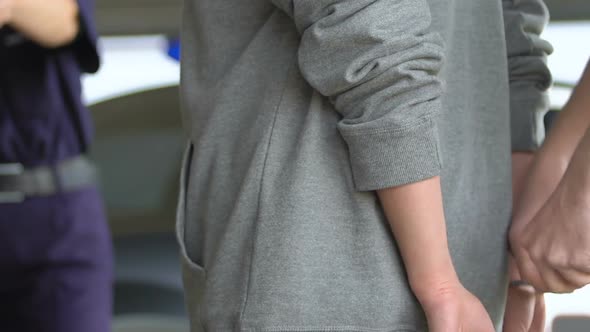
[510,95,549,152]
[341,118,443,191]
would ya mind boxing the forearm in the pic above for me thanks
[512,152,535,204]
[558,126,590,207]
[10,0,79,48]
[510,151,565,236]
[510,152,544,234]
[512,60,590,225]
[377,176,458,303]
[538,60,590,167]
[511,124,590,293]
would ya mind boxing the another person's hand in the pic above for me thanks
[0,0,14,28]
[511,59,590,294]
[511,183,590,293]
[419,280,495,332]
[503,257,545,332]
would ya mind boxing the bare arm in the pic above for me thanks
[502,152,548,332]
[538,60,590,167]
[511,61,590,293]
[6,0,80,48]
[562,125,590,205]
[378,177,494,332]
[512,126,590,293]
[512,61,590,228]
[377,177,455,297]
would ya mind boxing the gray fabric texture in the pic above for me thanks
[177,0,552,331]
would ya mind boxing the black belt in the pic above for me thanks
[0,156,98,203]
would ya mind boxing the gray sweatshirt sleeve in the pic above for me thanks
[271,0,444,191]
[503,0,553,151]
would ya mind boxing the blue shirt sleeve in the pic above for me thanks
[72,0,100,73]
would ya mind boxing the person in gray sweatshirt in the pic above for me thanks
[178,0,552,331]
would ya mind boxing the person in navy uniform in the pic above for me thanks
[0,0,112,331]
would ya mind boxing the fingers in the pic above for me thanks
[529,294,546,332]
[504,255,536,332]
[518,247,590,293]
[514,245,589,293]
[514,248,548,291]
[503,286,535,332]
[539,267,578,293]
[502,278,546,332]
[519,262,573,293]
[542,245,590,289]
[556,268,590,290]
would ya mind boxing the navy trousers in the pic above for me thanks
[0,187,113,332]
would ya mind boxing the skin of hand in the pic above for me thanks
[6,0,79,48]
[377,176,494,332]
[0,0,13,27]
[513,131,590,293]
[504,152,546,332]
[503,257,546,332]
[511,61,590,293]
[420,281,496,332]
[511,61,590,245]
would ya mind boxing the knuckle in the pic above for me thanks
[520,269,534,281]
[571,253,590,271]
[531,250,546,264]
[509,237,523,254]
[508,229,521,244]
[525,277,545,292]
[547,253,567,269]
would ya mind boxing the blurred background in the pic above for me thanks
[83,1,589,331]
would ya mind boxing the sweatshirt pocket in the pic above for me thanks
[176,142,206,332]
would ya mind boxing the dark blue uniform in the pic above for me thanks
[0,1,112,331]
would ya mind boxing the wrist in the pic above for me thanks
[557,171,590,217]
[511,151,569,224]
[409,262,461,305]
[412,272,464,311]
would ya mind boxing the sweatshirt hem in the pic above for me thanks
[233,324,419,332]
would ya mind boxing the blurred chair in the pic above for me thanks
[88,85,189,332]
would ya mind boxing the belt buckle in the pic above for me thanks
[0,163,25,203]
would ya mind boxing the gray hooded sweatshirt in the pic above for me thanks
[178,0,552,331]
